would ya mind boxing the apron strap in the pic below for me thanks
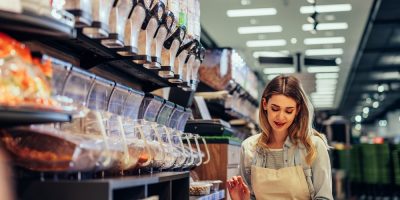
[296,147,316,198]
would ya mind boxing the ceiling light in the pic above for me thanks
[377,84,385,92]
[300,4,352,14]
[378,120,387,127]
[227,8,277,17]
[305,48,343,56]
[263,67,295,74]
[372,101,379,108]
[335,58,342,65]
[366,97,372,104]
[355,124,362,131]
[363,107,369,114]
[315,79,338,84]
[307,66,340,73]
[267,74,279,80]
[307,0,315,4]
[304,37,345,45]
[316,73,339,79]
[241,0,251,6]
[253,51,289,58]
[325,15,335,21]
[378,55,400,65]
[246,39,287,47]
[291,38,297,44]
[238,25,282,34]
[355,115,362,123]
[302,22,348,31]
[362,113,368,119]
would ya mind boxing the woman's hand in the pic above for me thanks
[227,176,250,200]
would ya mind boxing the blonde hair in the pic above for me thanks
[258,75,321,166]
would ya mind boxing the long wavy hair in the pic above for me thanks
[258,74,319,166]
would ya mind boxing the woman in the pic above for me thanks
[227,75,333,200]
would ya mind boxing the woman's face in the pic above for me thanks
[263,94,298,134]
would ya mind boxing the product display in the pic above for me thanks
[189,182,212,196]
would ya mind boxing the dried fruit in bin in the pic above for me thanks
[0,127,104,172]
[0,33,61,110]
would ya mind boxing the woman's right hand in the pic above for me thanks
[227,176,250,200]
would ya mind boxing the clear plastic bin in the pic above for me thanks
[138,94,164,122]
[156,100,175,126]
[87,76,115,111]
[62,67,96,111]
[0,126,104,172]
[121,89,145,120]
[176,108,192,131]
[167,105,184,129]
[108,83,130,115]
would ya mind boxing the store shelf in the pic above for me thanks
[0,107,71,127]
[18,171,189,200]
[190,190,225,200]
[0,10,76,39]
[205,99,258,127]
[40,31,174,92]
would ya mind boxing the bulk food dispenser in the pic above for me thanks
[132,0,164,64]
[62,0,93,27]
[101,0,134,48]
[143,4,174,69]
[158,26,185,78]
[82,0,114,39]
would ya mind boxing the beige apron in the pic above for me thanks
[251,165,311,200]
[250,148,311,200]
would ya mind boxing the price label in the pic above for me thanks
[0,0,22,13]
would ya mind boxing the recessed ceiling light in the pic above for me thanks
[316,78,338,84]
[291,38,297,44]
[253,50,289,58]
[227,8,277,17]
[378,120,387,127]
[300,4,352,14]
[316,72,339,79]
[372,101,379,108]
[238,25,282,34]
[241,0,251,6]
[363,107,369,114]
[335,58,342,65]
[250,18,258,25]
[355,115,362,122]
[302,22,348,31]
[263,67,295,74]
[304,37,345,45]
[246,39,287,47]
[305,48,343,56]
[307,66,340,73]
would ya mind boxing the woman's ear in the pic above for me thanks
[262,98,268,110]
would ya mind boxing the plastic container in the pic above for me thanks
[156,100,175,126]
[102,0,134,48]
[121,88,145,120]
[87,76,115,111]
[189,182,212,196]
[138,94,164,122]
[167,105,184,129]
[82,0,114,38]
[0,126,104,172]
[176,108,191,131]
[201,180,223,191]
[108,83,130,115]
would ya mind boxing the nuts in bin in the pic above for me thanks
[189,182,212,196]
